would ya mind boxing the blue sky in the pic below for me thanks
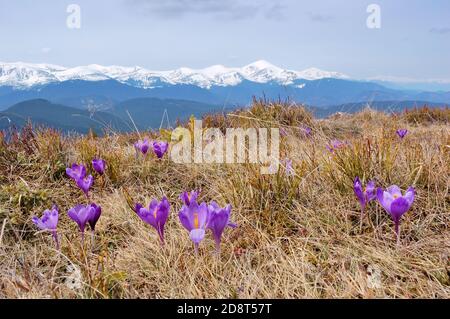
[0,0,449,80]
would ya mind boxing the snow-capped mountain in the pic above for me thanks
[0,60,348,89]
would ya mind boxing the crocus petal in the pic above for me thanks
[137,207,157,228]
[189,228,205,244]
[196,202,209,229]
[178,205,193,231]
[208,201,220,212]
[404,187,415,206]
[92,159,106,175]
[377,188,393,214]
[209,210,230,242]
[396,129,408,139]
[76,175,94,195]
[389,197,410,223]
[179,190,199,206]
[66,164,86,180]
[153,141,169,158]
[135,139,150,155]
[387,185,402,198]
[32,216,46,230]
[157,197,170,227]
[88,203,102,230]
[46,207,59,230]
[227,221,238,228]
[366,180,377,202]
[353,177,365,207]
[134,203,143,214]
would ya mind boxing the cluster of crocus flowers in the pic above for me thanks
[68,203,102,243]
[134,197,170,244]
[32,205,59,249]
[130,190,235,254]
[396,129,408,139]
[134,138,169,159]
[66,163,93,198]
[353,176,415,244]
[57,160,105,247]
[178,191,236,255]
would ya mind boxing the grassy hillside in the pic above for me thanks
[0,102,448,298]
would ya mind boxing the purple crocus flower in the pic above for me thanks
[152,141,169,159]
[301,126,312,137]
[353,177,376,213]
[134,138,150,156]
[178,201,209,254]
[284,158,294,177]
[377,185,415,244]
[207,201,236,253]
[68,204,95,241]
[76,175,94,198]
[396,129,408,139]
[326,140,346,153]
[32,205,59,249]
[66,163,86,181]
[92,158,106,175]
[135,197,170,244]
[179,190,200,206]
[354,177,376,230]
[87,203,102,231]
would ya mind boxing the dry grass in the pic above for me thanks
[0,103,449,298]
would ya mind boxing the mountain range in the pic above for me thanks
[0,60,349,89]
[0,60,449,133]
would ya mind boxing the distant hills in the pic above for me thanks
[1,98,447,135]
[1,77,450,111]
[0,99,127,134]
[0,98,228,134]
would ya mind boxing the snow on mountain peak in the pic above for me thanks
[297,67,349,81]
[0,60,349,89]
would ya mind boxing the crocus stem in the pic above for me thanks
[81,232,85,247]
[215,240,221,256]
[194,243,199,256]
[158,231,165,247]
[395,223,400,246]
[53,231,60,251]
[91,230,95,249]
[359,207,365,233]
